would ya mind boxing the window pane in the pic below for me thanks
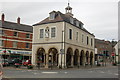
[40,29,44,38]
[82,34,84,43]
[76,32,78,41]
[69,29,72,40]
[0,30,3,35]
[91,38,93,46]
[0,40,3,46]
[13,41,17,48]
[51,27,56,37]
[70,17,74,24]
[87,36,89,45]
[26,34,30,38]
[14,32,18,36]
[49,13,55,20]
[26,43,29,48]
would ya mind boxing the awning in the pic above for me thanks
[0,49,32,55]
[98,54,109,56]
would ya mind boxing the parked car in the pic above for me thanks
[22,60,31,66]
[2,59,9,67]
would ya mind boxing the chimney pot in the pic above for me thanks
[17,17,20,24]
[1,13,5,23]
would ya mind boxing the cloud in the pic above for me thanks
[0,1,118,41]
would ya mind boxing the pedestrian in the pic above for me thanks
[0,56,3,80]
[37,62,40,69]
[0,64,3,80]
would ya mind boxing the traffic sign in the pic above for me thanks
[60,49,64,54]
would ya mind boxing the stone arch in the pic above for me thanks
[90,52,94,65]
[74,49,79,66]
[36,48,45,66]
[48,48,58,66]
[66,47,73,67]
[80,50,84,65]
[86,51,89,64]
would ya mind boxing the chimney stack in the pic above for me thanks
[17,17,20,24]
[1,13,5,23]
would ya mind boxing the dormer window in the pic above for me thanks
[70,17,74,24]
[79,23,83,29]
[76,21,79,27]
[81,24,83,29]
[49,11,56,20]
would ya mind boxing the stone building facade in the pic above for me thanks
[32,4,95,68]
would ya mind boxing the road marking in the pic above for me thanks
[89,71,93,73]
[64,72,68,74]
[42,72,58,74]
[100,71,105,73]
[114,73,118,75]
[21,70,26,72]
[34,73,38,75]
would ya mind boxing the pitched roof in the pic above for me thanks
[33,11,94,36]
[33,11,83,26]
[0,20,33,32]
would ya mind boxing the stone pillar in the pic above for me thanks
[45,54,49,68]
[63,53,66,68]
[44,54,46,66]
[56,54,58,66]
[88,57,90,65]
[78,56,80,66]
[71,55,74,67]
[52,55,54,65]
[84,55,86,66]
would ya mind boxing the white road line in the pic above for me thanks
[28,70,32,71]
[64,72,68,74]
[89,71,93,73]
[21,71,26,72]
[100,71,105,73]
[34,73,38,75]
[42,72,58,74]
[114,73,118,75]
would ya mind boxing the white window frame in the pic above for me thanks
[87,36,89,45]
[68,28,72,40]
[51,27,56,38]
[76,32,79,41]
[70,17,74,24]
[82,34,84,43]
[13,41,17,48]
[0,40,3,46]
[14,32,18,37]
[26,43,30,48]
[26,34,30,39]
[49,13,55,20]
[76,21,79,27]
[40,29,44,38]
[91,38,93,46]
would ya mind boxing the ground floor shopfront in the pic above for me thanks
[32,43,95,68]
[0,49,32,61]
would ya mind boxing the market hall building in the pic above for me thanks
[0,13,32,60]
[32,4,95,68]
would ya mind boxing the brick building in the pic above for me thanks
[0,13,32,60]
[95,38,116,63]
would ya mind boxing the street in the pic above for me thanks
[3,66,118,78]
